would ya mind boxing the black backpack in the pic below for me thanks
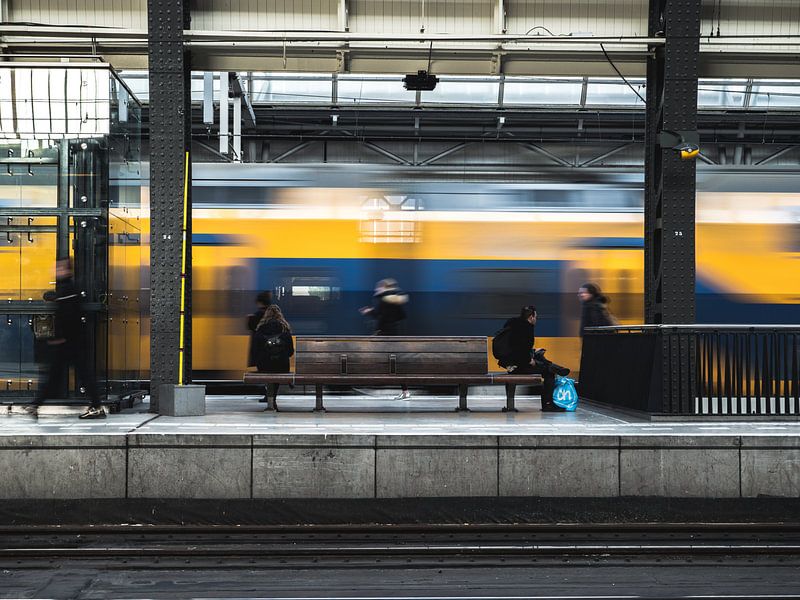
[491,326,513,362]
[263,333,286,360]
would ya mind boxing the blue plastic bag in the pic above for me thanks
[553,375,579,411]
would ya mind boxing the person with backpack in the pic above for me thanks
[492,305,570,412]
[254,304,294,411]
[246,290,273,371]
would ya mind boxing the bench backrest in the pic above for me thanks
[295,336,488,375]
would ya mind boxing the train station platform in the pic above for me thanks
[3,393,800,510]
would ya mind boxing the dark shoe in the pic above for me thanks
[542,359,570,377]
[79,406,106,419]
[541,403,566,412]
[23,405,39,417]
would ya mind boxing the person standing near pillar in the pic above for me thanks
[578,282,617,337]
[26,258,104,419]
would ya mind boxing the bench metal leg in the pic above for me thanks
[456,384,470,412]
[314,384,325,412]
[503,383,518,412]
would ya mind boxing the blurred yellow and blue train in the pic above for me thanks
[190,165,800,381]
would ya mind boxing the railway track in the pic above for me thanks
[3,523,800,568]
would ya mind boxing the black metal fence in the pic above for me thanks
[579,325,800,416]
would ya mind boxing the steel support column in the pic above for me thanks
[644,0,701,325]
[147,0,192,410]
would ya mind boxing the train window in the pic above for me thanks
[275,276,341,316]
[290,284,339,302]
[359,195,422,243]
[456,268,559,319]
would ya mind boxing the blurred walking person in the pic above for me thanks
[27,258,104,419]
[359,278,410,398]
[578,282,617,337]
[254,304,294,411]
[359,278,408,335]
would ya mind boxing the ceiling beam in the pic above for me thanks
[522,143,573,167]
[578,142,634,167]
[269,140,315,163]
[362,142,411,165]
[418,142,469,166]
[755,145,796,166]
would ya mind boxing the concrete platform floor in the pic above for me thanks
[3,393,800,437]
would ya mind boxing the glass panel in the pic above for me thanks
[118,71,149,104]
[503,77,583,105]
[421,77,499,105]
[0,232,20,300]
[107,213,127,386]
[106,70,143,392]
[0,68,14,135]
[585,78,646,106]
[13,68,34,138]
[24,166,57,208]
[0,315,21,396]
[19,314,38,397]
[698,79,748,107]
[20,224,56,302]
[250,75,332,103]
[338,75,414,105]
[124,224,142,382]
[750,80,800,108]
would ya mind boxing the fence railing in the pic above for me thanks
[579,325,800,416]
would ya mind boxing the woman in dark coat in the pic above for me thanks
[246,291,273,368]
[254,304,294,411]
[578,282,616,336]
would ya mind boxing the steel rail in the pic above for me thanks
[5,543,800,559]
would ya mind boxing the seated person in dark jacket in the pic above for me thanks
[498,305,569,412]
[254,304,294,411]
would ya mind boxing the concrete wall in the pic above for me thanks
[1,433,799,499]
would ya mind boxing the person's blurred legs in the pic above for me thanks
[37,343,68,405]
[74,344,105,419]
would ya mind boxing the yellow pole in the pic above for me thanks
[178,151,189,385]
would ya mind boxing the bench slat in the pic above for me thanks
[297,338,487,354]
[244,373,543,385]
[296,352,487,375]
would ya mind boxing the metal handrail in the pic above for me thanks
[585,324,800,332]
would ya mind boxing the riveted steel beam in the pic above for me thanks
[644,0,701,326]
[147,0,192,410]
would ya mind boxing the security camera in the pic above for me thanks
[658,130,700,160]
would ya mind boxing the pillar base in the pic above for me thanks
[158,384,206,417]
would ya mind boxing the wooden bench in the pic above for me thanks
[243,336,542,412]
